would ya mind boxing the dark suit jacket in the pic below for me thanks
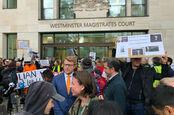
[103,73,127,114]
[52,73,76,115]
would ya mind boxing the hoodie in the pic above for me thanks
[22,82,53,115]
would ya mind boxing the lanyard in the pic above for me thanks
[78,98,91,115]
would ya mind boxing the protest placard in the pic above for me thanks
[89,52,96,61]
[16,40,29,49]
[16,69,46,89]
[116,33,165,58]
[40,60,49,66]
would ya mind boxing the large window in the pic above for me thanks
[108,0,126,17]
[7,0,17,8]
[59,0,74,19]
[7,34,17,59]
[131,0,147,16]
[41,31,146,60]
[41,0,54,19]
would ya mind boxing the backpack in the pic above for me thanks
[94,69,106,96]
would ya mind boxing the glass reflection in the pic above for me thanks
[109,6,125,17]
[42,34,54,44]
[132,0,145,4]
[131,5,145,16]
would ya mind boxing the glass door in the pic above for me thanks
[79,47,107,59]
[55,47,78,61]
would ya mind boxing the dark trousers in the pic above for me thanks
[126,103,144,115]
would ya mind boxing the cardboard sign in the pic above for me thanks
[116,33,165,58]
[40,60,49,66]
[16,69,46,89]
[89,52,96,61]
[16,40,29,49]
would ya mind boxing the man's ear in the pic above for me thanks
[81,85,85,91]
[164,105,174,115]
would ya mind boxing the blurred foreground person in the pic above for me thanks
[68,71,98,115]
[151,85,174,115]
[87,100,122,115]
[17,81,64,115]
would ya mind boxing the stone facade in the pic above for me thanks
[0,0,174,59]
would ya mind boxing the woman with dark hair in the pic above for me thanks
[68,70,98,115]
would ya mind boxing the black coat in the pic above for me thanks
[103,73,127,114]
[120,62,155,115]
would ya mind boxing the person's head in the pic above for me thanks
[45,57,49,60]
[167,57,173,66]
[42,69,54,82]
[89,56,93,61]
[131,58,142,68]
[8,60,16,68]
[64,56,77,74]
[54,59,61,66]
[151,85,174,115]
[96,57,100,63]
[81,57,92,70]
[87,100,122,115]
[16,61,21,67]
[71,71,97,98]
[141,57,149,65]
[24,81,65,115]
[152,57,161,66]
[49,58,52,61]
[158,77,174,87]
[103,58,120,78]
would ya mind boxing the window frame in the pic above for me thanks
[7,33,17,59]
[59,0,75,19]
[41,0,54,20]
[108,0,127,17]
[131,0,147,16]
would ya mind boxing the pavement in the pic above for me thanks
[0,96,23,115]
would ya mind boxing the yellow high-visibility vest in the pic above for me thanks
[153,65,162,87]
[53,65,61,72]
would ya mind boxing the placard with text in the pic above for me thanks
[116,33,165,58]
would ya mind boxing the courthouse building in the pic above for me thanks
[0,0,174,60]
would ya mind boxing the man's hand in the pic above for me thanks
[98,95,104,100]
[161,51,168,64]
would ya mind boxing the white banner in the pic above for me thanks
[16,69,46,89]
[116,33,165,58]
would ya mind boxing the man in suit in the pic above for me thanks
[52,56,77,115]
[102,58,127,114]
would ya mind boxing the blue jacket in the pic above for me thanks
[52,73,76,115]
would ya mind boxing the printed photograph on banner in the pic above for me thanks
[131,47,144,56]
[150,34,162,42]
[146,46,159,52]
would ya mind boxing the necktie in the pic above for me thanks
[67,75,71,94]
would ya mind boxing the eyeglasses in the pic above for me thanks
[64,64,74,67]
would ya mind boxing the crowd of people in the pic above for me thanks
[0,53,174,115]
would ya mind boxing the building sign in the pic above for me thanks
[50,21,135,29]
[116,33,165,58]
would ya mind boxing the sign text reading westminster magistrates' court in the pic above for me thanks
[50,21,135,28]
